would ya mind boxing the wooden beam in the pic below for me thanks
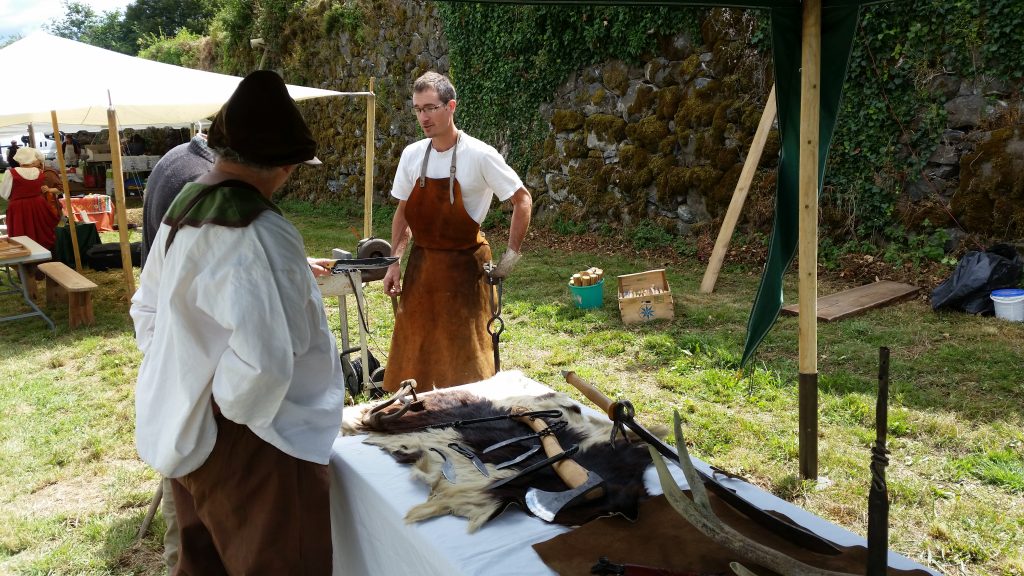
[798,0,821,481]
[364,77,376,239]
[107,107,136,295]
[51,111,82,271]
[700,85,777,294]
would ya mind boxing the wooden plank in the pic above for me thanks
[38,262,98,292]
[781,280,920,322]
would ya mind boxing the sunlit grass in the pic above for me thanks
[1,197,1023,575]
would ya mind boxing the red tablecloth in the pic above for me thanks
[68,195,114,232]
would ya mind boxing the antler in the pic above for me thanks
[650,411,861,576]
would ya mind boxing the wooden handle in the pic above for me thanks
[516,414,590,489]
[561,370,616,420]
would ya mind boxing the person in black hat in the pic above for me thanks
[6,140,20,168]
[130,70,343,575]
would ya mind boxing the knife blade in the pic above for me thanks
[482,420,568,454]
[495,444,541,470]
[429,447,456,484]
[447,442,489,477]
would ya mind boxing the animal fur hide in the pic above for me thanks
[350,389,653,532]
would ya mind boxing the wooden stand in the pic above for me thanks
[38,262,98,328]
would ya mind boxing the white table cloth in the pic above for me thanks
[328,371,938,576]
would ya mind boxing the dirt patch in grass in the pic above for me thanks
[15,476,110,518]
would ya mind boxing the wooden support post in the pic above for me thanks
[364,77,376,239]
[107,107,136,295]
[28,123,36,148]
[700,85,777,294]
[798,0,821,481]
[51,112,82,271]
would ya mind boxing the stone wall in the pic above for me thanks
[528,12,773,235]
[275,2,1022,242]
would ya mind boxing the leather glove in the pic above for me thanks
[491,248,521,278]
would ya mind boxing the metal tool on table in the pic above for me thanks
[561,370,842,556]
[482,419,568,454]
[447,442,489,477]
[483,261,504,372]
[495,444,541,470]
[429,447,456,484]
[407,409,562,432]
[515,409,605,522]
[488,444,580,490]
[362,379,424,429]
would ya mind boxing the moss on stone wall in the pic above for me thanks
[585,114,627,142]
[952,125,1024,237]
[626,116,670,152]
[551,109,585,132]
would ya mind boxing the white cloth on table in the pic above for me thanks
[131,210,344,478]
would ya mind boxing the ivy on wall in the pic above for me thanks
[437,4,704,175]
[825,0,1024,241]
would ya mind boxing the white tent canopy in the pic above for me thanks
[0,32,348,296]
[0,32,342,128]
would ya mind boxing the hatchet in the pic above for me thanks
[514,410,605,522]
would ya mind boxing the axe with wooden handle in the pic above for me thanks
[515,411,605,522]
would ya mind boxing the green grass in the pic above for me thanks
[2,197,1023,575]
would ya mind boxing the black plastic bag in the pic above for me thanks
[85,242,142,270]
[931,244,1023,315]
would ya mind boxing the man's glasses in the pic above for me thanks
[413,103,444,115]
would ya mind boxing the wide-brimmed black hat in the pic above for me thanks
[208,70,321,167]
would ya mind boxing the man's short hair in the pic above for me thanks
[210,146,280,173]
[413,71,457,104]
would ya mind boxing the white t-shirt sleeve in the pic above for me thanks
[477,144,523,202]
[390,141,424,202]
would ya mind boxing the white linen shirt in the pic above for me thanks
[390,132,523,223]
[131,210,344,478]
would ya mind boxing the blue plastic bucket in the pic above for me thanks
[569,279,604,309]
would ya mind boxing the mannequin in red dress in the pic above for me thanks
[0,147,60,250]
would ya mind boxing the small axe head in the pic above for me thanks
[524,471,605,522]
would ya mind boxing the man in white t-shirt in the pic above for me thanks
[382,71,532,392]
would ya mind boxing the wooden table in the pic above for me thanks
[0,236,55,332]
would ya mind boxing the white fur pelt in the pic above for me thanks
[359,388,621,532]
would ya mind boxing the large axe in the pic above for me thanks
[515,410,605,522]
[562,370,842,557]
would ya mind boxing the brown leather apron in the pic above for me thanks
[383,136,495,392]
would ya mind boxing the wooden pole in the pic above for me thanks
[363,77,376,239]
[798,0,821,481]
[28,123,36,148]
[50,112,83,271]
[107,107,136,294]
[700,85,777,294]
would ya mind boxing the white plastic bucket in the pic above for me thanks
[990,288,1024,322]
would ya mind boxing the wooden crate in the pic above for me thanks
[617,269,674,324]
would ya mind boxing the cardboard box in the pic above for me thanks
[617,269,674,324]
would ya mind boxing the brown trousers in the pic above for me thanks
[171,417,332,576]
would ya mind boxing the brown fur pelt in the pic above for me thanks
[358,390,652,532]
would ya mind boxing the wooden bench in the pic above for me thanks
[37,262,98,328]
